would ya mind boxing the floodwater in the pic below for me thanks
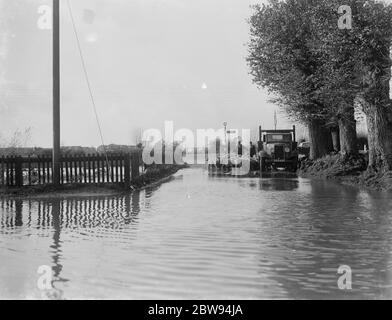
[1,168,392,300]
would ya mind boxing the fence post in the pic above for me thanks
[124,153,131,189]
[15,156,23,187]
[131,152,140,181]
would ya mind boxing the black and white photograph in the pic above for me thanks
[1,0,392,304]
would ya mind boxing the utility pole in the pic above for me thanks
[223,122,228,162]
[274,111,277,131]
[52,0,61,185]
[223,122,227,145]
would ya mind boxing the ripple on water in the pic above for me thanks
[0,168,392,299]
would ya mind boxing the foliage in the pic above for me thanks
[248,0,330,122]
[0,128,32,150]
[247,0,392,123]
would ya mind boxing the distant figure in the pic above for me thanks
[250,142,256,158]
[238,141,243,156]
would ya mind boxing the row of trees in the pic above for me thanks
[247,0,392,172]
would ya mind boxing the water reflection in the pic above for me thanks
[0,192,143,299]
[1,168,392,299]
[256,180,392,299]
[258,178,299,191]
[0,195,141,231]
[50,200,67,299]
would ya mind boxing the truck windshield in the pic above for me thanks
[266,134,292,143]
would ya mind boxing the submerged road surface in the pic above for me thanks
[1,168,392,299]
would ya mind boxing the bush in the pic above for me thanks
[300,153,368,177]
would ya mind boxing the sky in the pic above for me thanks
[0,0,294,147]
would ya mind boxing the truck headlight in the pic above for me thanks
[285,147,290,153]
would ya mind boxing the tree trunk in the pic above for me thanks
[364,106,392,171]
[365,111,377,169]
[331,126,340,152]
[338,106,358,156]
[308,119,333,160]
[361,46,392,172]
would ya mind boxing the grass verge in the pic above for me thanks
[299,153,392,191]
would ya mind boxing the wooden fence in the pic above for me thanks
[0,153,142,188]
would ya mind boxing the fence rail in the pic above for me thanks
[0,153,142,188]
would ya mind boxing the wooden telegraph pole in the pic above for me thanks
[52,0,61,185]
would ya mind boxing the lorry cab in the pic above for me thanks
[258,125,298,172]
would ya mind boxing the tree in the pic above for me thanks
[8,127,32,149]
[248,0,392,166]
[247,0,335,159]
[352,0,392,171]
[319,0,392,169]
[308,0,360,156]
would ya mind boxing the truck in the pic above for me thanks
[258,125,299,172]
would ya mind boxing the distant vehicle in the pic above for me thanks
[258,126,299,172]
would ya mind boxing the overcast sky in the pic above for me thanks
[0,0,294,147]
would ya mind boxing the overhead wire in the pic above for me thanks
[66,0,112,178]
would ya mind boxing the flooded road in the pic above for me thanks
[1,168,392,299]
